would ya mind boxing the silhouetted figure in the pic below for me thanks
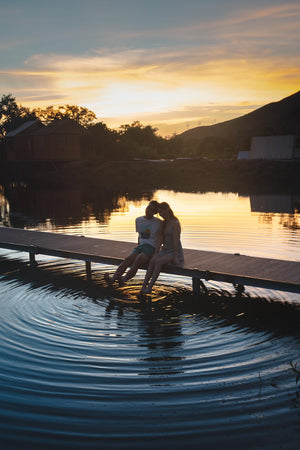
[104,201,162,286]
[139,202,184,295]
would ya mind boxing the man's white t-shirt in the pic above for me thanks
[135,216,162,249]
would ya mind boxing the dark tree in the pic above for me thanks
[0,94,37,139]
[34,104,97,127]
[88,121,120,159]
[119,121,158,146]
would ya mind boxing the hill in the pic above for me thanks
[179,91,300,158]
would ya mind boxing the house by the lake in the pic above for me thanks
[5,119,93,162]
[238,134,300,160]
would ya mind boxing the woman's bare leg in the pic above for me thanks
[144,255,172,294]
[140,256,157,292]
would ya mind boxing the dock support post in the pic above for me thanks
[86,261,92,281]
[234,284,245,295]
[29,252,37,268]
[192,277,208,295]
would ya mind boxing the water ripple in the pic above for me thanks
[0,257,300,449]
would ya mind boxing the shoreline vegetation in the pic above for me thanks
[0,92,299,196]
[1,91,300,164]
[1,158,300,195]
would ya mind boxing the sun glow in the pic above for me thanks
[2,2,299,134]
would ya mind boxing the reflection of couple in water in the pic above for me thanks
[104,200,184,295]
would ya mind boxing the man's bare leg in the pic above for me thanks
[119,253,149,286]
[104,252,137,285]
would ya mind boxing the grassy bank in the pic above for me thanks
[1,159,300,194]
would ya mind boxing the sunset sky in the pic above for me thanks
[0,0,299,136]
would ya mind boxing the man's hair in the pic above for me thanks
[148,200,159,213]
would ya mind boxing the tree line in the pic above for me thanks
[0,93,188,161]
[0,93,237,161]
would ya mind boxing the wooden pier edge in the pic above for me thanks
[0,233,299,295]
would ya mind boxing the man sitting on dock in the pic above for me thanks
[104,200,163,287]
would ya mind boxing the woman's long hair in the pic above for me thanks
[159,202,179,234]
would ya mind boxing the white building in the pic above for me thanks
[249,135,298,160]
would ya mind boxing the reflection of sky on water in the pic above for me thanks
[102,190,300,262]
[1,187,299,261]
[0,187,300,448]
[0,188,10,227]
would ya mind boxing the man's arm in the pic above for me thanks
[135,217,140,244]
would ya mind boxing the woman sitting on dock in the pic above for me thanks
[139,202,184,295]
[104,200,162,286]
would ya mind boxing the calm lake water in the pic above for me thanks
[0,187,300,449]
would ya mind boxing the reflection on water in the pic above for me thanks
[1,183,300,448]
[104,290,184,377]
[0,186,10,227]
[0,256,299,449]
[250,194,300,214]
[1,185,300,262]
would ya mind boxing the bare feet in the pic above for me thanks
[104,272,113,286]
[138,287,152,297]
[143,286,152,294]
[117,276,125,287]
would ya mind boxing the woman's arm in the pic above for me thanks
[153,221,164,255]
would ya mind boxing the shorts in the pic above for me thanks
[132,244,156,258]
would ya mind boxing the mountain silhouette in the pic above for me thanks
[180,91,300,156]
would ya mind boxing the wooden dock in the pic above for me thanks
[0,227,299,294]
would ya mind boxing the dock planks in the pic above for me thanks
[0,227,299,294]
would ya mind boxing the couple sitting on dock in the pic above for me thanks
[104,200,184,294]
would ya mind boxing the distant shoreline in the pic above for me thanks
[1,158,300,195]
